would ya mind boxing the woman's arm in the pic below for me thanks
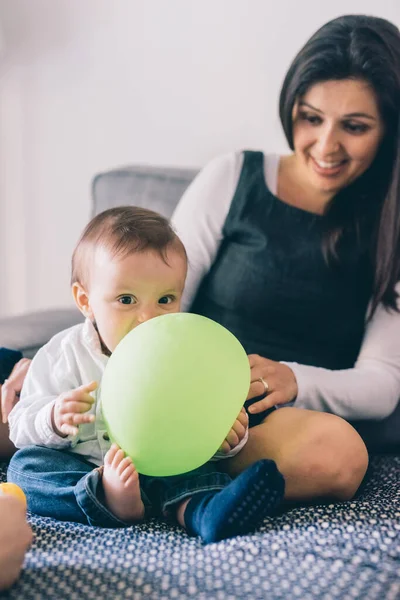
[285,298,400,420]
[245,299,400,421]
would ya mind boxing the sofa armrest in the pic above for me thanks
[0,308,84,358]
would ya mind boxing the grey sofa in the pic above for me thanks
[0,165,399,600]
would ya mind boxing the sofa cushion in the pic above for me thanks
[0,308,83,358]
[92,165,198,219]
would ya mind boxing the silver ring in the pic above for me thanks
[258,377,269,395]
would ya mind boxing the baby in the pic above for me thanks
[8,207,284,542]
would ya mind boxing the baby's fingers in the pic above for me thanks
[231,418,246,441]
[67,381,98,404]
[238,407,249,427]
[218,440,231,454]
[224,428,240,449]
[59,412,94,436]
[74,381,98,394]
[64,412,95,426]
[60,400,94,415]
[59,422,79,436]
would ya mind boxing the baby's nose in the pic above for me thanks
[137,307,159,324]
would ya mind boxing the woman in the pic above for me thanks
[172,15,400,501]
[0,351,31,458]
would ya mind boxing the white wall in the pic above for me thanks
[0,0,399,317]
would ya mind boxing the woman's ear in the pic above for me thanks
[72,282,94,320]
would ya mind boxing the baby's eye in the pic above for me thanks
[159,295,175,305]
[118,295,136,305]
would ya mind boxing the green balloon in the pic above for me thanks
[100,313,250,476]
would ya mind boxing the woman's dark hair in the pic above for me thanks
[279,15,400,316]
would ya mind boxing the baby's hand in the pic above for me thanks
[219,407,249,454]
[51,381,97,437]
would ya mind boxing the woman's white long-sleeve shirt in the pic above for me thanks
[8,319,247,464]
[171,151,400,421]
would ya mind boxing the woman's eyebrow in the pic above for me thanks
[299,101,323,113]
[299,101,376,121]
[342,112,376,121]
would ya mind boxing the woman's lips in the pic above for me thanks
[310,156,348,177]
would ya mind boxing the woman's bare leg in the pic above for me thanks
[223,407,368,502]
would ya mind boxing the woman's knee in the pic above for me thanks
[325,417,369,500]
[282,412,369,501]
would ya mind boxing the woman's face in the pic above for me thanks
[291,79,385,199]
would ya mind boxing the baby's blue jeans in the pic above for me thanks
[7,446,230,527]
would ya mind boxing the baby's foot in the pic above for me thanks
[101,444,145,522]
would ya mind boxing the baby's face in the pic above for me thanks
[81,247,187,353]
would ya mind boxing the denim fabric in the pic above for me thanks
[191,151,373,370]
[7,446,231,527]
[8,446,132,527]
[0,347,23,384]
[141,463,231,515]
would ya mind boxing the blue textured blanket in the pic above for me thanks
[1,455,399,600]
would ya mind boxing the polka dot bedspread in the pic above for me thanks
[0,455,399,600]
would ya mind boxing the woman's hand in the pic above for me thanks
[1,359,31,424]
[247,354,298,414]
[219,407,249,454]
[0,496,32,590]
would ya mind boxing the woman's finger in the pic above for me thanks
[248,354,275,370]
[1,381,19,424]
[247,394,277,414]
[247,378,273,400]
[0,380,13,423]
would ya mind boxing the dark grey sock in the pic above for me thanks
[183,459,285,543]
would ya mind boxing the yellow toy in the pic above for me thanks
[0,482,27,509]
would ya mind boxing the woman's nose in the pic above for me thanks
[315,124,341,156]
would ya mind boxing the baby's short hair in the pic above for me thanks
[71,206,186,288]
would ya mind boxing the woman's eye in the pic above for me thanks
[118,296,135,305]
[343,121,369,134]
[299,112,322,125]
[159,295,175,305]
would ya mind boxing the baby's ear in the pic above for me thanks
[72,282,93,320]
